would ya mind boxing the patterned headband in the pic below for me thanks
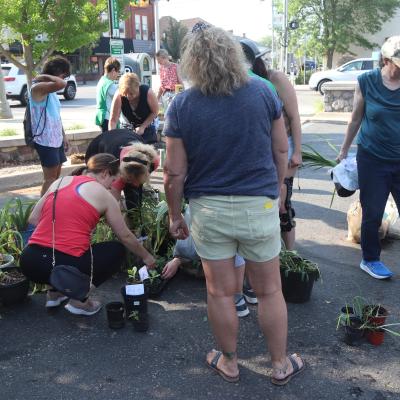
[191,22,209,34]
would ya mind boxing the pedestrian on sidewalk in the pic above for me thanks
[163,24,304,386]
[29,56,71,197]
[338,36,400,280]
[156,49,182,112]
[85,128,159,209]
[109,73,159,144]
[240,38,302,250]
[20,153,156,316]
[95,57,121,132]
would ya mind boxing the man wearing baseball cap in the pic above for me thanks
[338,36,400,280]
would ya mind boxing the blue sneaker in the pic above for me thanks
[360,260,393,280]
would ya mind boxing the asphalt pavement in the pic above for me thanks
[1,120,400,399]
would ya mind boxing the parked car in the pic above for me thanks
[1,63,77,106]
[309,58,378,95]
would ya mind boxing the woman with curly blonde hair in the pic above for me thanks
[163,24,304,386]
[109,72,159,144]
[85,128,159,209]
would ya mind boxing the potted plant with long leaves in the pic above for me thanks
[279,249,320,303]
[7,198,36,246]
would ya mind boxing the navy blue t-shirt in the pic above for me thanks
[163,77,282,199]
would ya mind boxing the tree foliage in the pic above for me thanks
[0,0,130,85]
[162,19,188,62]
[288,0,400,68]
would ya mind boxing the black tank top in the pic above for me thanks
[121,85,151,128]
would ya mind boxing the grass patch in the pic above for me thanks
[65,123,85,131]
[0,128,18,136]
[314,99,324,114]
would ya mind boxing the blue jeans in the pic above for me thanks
[357,145,400,261]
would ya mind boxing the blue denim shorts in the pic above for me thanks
[34,142,67,168]
[189,195,281,262]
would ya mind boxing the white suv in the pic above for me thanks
[309,58,378,95]
[1,63,77,106]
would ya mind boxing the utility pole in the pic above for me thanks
[153,0,160,74]
[282,0,288,73]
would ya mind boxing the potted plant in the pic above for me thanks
[106,301,125,329]
[143,257,169,299]
[336,298,366,346]
[0,266,30,306]
[279,249,320,303]
[0,228,24,268]
[7,198,36,246]
[121,267,149,332]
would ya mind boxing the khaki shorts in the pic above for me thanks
[189,195,281,262]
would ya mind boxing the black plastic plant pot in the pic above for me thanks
[132,312,149,332]
[106,301,125,329]
[339,306,355,327]
[280,269,317,303]
[343,317,364,346]
[120,286,148,316]
[144,278,168,299]
[0,266,30,306]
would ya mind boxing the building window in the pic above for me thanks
[135,14,142,40]
[142,16,148,40]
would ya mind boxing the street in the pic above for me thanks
[1,83,322,134]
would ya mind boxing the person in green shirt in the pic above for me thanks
[95,57,121,132]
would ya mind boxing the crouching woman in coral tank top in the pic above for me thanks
[20,153,156,316]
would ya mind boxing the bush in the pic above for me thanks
[295,70,313,85]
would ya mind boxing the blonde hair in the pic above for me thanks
[120,143,158,184]
[180,27,249,96]
[119,73,140,96]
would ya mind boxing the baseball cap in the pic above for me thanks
[239,38,268,64]
[381,36,400,68]
[330,155,358,197]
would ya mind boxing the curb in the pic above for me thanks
[301,118,348,126]
[0,163,84,193]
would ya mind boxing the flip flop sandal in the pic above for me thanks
[206,350,240,383]
[271,353,305,386]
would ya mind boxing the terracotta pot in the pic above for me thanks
[365,329,385,346]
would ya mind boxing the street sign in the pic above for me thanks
[110,39,125,72]
[108,0,120,38]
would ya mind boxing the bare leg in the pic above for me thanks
[246,256,303,379]
[41,164,61,196]
[202,257,239,378]
[280,167,297,250]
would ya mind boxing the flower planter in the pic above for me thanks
[365,329,385,346]
[339,306,355,326]
[0,254,14,270]
[0,266,29,306]
[363,305,388,327]
[144,276,168,299]
[343,317,364,346]
[280,269,318,303]
[121,285,149,332]
[106,301,125,329]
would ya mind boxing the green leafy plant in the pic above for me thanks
[279,249,320,282]
[127,266,140,284]
[7,198,36,232]
[91,218,116,244]
[128,310,139,321]
[0,128,18,137]
[0,229,23,263]
[301,143,337,170]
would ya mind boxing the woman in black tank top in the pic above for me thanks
[109,73,159,144]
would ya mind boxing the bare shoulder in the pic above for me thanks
[269,70,289,85]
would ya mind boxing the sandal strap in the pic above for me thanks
[288,353,301,373]
[210,351,222,368]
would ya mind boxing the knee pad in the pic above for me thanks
[280,177,296,232]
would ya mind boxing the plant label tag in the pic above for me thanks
[126,284,144,296]
[139,266,149,281]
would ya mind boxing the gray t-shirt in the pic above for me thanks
[163,77,282,199]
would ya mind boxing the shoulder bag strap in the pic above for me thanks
[51,177,94,287]
[32,93,49,138]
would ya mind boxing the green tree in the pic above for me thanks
[162,19,188,62]
[259,35,273,49]
[288,0,400,68]
[0,0,130,86]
